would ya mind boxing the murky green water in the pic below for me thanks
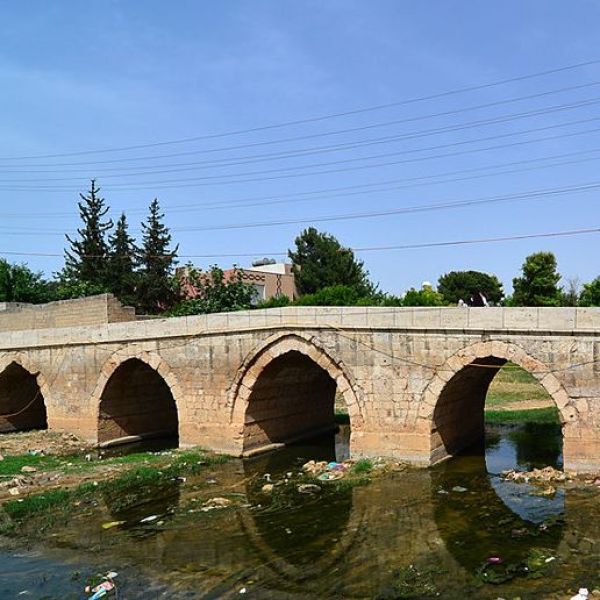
[2,422,600,599]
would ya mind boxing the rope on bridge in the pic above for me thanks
[0,389,42,419]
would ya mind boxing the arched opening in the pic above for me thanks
[98,358,178,447]
[432,355,562,470]
[0,362,47,432]
[243,350,342,456]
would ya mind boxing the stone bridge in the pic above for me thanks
[0,296,599,472]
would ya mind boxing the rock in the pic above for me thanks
[21,466,37,473]
[452,486,468,493]
[302,460,328,475]
[298,484,321,494]
[203,497,231,508]
[261,484,274,493]
[8,487,19,496]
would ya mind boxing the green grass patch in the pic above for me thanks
[485,406,560,425]
[351,458,373,474]
[0,454,66,477]
[486,362,551,407]
[1,449,229,525]
[3,488,72,520]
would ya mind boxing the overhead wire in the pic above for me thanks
[3,84,600,171]
[0,225,597,258]
[2,56,600,161]
[3,115,600,191]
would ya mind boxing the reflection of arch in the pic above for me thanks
[229,333,363,456]
[420,341,571,464]
[92,349,182,446]
[0,354,49,432]
[431,454,564,575]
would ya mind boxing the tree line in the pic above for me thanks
[1,180,599,311]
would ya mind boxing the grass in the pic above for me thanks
[486,362,551,408]
[1,448,229,526]
[351,458,373,474]
[485,406,560,425]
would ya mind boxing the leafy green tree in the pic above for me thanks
[512,252,562,307]
[108,213,138,306]
[579,276,600,306]
[63,179,113,287]
[295,285,364,306]
[437,270,503,305]
[137,199,178,313]
[0,260,52,303]
[288,227,374,296]
[170,265,255,315]
[402,284,445,306]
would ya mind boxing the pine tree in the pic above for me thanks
[63,179,113,287]
[108,213,138,306]
[137,198,178,313]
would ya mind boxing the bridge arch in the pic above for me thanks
[420,340,573,465]
[92,349,183,446]
[0,353,51,432]
[230,333,363,456]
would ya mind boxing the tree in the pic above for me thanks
[579,276,600,306]
[561,276,581,307]
[137,198,178,313]
[63,179,113,288]
[512,251,562,306]
[0,260,52,304]
[295,285,364,306]
[108,213,138,306]
[288,227,374,296]
[402,284,445,306]
[170,265,255,315]
[437,270,503,305]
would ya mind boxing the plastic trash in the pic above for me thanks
[140,515,158,523]
[298,484,321,494]
[486,556,502,564]
[451,486,468,493]
[570,589,589,600]
[86,580,115,599]
[101,521,125,530]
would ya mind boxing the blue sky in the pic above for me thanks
[1,1,599,295]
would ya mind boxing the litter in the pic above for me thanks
[203,497,232,509]
[298,484,321,494]
[570,589,589,600]
[85,572,118,599]
[261,483,274,493]
[239,588,247,594]
[20,466,36,473]
[140,515,158,523]
[101,521,125,530]
[317,471,344,481]
[451,486,468,493]
[486,556,502,564]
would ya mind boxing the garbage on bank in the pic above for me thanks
[85,571,118,599]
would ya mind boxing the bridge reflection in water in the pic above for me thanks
[83,420,597,598]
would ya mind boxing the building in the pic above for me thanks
[178,259,298,304]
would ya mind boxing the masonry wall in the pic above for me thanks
[0,294,136,332]
[0,304,598,471]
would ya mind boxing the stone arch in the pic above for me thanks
[229,332,363,456]
[91,348,184,446]
[0,353,51,432]
[419,340,571,465]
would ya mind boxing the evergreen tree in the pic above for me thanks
[512,251,562,306]
[63,179,113,287]
[108,213,138,306]
[579,276,600,306]
[137,198,178,313]
[288,227,374,296]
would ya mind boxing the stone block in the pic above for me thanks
[538,307,576,331]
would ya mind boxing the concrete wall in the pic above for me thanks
[0,302,598,471]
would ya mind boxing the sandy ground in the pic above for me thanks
[0,430,92,457]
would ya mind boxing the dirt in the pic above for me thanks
[0,430,92,457]
[487,398,555,412]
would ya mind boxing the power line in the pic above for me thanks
[2,57,600,161]
[3,96,600,181]
[0,225,597,259]
[5,79,600,169]
[2,115,600,191]
[1,179,599,235]
[2,146,600,219]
